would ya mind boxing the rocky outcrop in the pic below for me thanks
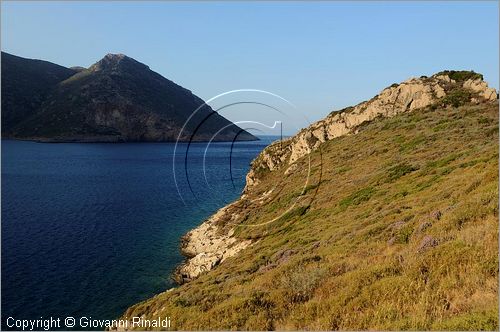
[463,78,498,100]
[174,203,252,283]
[244,140,294,189]
[245,71,498,189]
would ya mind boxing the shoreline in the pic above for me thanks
[1,136,260,144]
[173,200,254,284]
[170,138,282,284]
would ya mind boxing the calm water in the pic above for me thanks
[1,137,274,330]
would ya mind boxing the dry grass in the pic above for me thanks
[121,101,498,330]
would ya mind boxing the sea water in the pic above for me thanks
[1,137,275,330]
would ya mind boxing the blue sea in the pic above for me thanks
[1,137,274,330]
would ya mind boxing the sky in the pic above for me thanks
[2,1,498,135]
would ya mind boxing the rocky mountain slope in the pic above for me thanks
[118,71,498,330]
[1,52,256,142]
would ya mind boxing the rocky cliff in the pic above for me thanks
[1,52,257,142]
[245,71,497,188]
[175,70,498,282]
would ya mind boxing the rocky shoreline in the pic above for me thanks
[173,201,253,284]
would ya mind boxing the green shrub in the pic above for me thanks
[435,70,483,82]
[280,205,309,221]
[395,225,414,244]
[399,135,426,152]
[426,153,461,168]
[339,187,376,209]
[431,310,498,330]
[387,163,418,181]
[441,88,472,108]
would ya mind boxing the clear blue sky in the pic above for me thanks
[2,1,498,134]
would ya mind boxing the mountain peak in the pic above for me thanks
[89,53,147,72]
[105,53,126,60]
[102,53,128,64]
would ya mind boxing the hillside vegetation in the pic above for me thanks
[121,99,498,330]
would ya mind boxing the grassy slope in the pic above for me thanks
[123,101,498,330]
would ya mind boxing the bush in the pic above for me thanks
[280,205,309,222]
[441,88,472,108]
[280,265,327,304]
[435,70,483,82]
[339,187,376,209]
[387,163,418,181]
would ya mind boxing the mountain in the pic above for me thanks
[1,52,78,132]
[117,71,498,330]
[1,52,257,142]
